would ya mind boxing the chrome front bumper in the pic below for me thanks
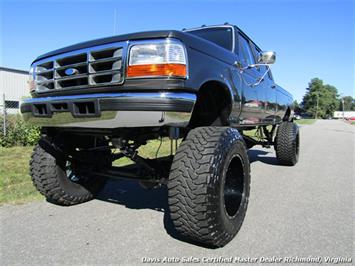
[21,92,196,128]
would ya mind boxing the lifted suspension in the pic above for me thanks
[242,125,276,149]
[103,127,181,184]
[114,138,158,176]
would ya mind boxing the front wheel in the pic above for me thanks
[30,141,108,206]
[168,127,250,248]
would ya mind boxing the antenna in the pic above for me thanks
[113,8,118,35]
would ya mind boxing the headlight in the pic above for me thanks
[28,66,36,92]
[127,40,187,78]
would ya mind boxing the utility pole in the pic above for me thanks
[341,98,345,120]
[315,92,319,119]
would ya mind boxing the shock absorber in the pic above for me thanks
[169,127,180,156]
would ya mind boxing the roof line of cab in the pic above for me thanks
[183,23,263,53]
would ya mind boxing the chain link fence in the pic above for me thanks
[1,93,21,136]
[1,93,40,147]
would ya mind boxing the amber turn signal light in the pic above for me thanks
[127,64,186,78]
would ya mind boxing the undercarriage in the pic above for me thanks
[241,125,277,149]
[39,124,279,187]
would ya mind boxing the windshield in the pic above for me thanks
[187,27,233,51]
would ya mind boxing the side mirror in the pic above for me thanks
[258,51,276,64]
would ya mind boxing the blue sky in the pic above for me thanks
[0,0,354,101]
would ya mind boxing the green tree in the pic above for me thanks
[339,96,355,111]
[301,78,339,118]
[292,100,302,113]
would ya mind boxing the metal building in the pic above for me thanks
[0,67,30,114]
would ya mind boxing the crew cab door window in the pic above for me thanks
[238,35,255,67]
[250,43,261,63]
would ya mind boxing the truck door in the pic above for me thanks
[264,69,278,122]
[249,42,277,124]
[236,33,266,125]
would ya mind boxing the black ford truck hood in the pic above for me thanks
[34,30,186,63]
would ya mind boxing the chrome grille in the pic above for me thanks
[33,43,126,92]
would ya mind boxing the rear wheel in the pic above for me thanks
[275,122,300,166]
[168,127,250,248]
[30,141,108,206]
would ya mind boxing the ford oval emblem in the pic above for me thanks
[65,68,79,76]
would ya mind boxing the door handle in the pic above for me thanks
[271,84,276,89]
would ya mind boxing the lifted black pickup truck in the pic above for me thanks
[21,24,299,248]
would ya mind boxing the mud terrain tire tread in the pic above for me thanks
[30,144,104,206]
[275,122,299,166]
[168,127,250,248]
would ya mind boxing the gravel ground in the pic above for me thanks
[0,120,353,265]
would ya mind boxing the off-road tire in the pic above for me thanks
[30,144,107,206]
[275,122,300,166]
[168,127,250,248]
